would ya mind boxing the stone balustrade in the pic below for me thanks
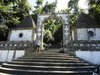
[66,40,100,51]
[0,41,33,50]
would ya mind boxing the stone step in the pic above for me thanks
[0,51,95,75]
[2,63,95,71]
[25,52,70,57]
[33,55,74,58]
[13,59,84,63]
[31,52,67,55]
[0,73,10,75]
[19,57,79,60]
[28,52,68,56]
[8,61,91,67]
[0,67,93,75]
[26,54,71,57]
[23,55,74,58]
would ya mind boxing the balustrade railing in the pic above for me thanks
[0,41,33,50]
[66,40,100,51]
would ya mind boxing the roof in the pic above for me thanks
[16,15,36,29]
[76,13,100,28]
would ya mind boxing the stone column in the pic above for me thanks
[41,24,44,50]
[62,16,70,47]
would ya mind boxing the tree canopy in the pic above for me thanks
[34,0,57,14]
[88,0,100,24]
[43,13,63,44]
[68,0,79,28]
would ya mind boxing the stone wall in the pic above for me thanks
[0,50,25,62]
[0,41,34,62]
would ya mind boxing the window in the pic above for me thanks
[19,33,23,38]
[88,31,94,37]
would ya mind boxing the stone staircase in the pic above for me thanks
[0,51,95,75]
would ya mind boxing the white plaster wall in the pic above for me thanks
[0,50,25,62]
[77,29,88,40]
[10,30,32,41]
[75,51,100,65]
[95,28,100,40]
[77,28,100,40]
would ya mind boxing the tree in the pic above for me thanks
[67,0,79,40]
[43,0,57,14]
[0,0,31,26]
[88,0,100,24]
[34,0,57,14]
[43,13,63,45]
[68,0,79,27]
[34,0,44,14]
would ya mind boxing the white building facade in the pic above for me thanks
[75,13,100,64]
[0,15,36,62]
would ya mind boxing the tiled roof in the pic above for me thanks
[76,13,100,28]
[16,15,36,29]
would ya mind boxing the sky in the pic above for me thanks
[28,0,88,12]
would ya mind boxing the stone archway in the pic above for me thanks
[36,13,70,50]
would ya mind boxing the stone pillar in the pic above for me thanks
[36,16,43,50]
[41,24,44,50]
[62,16,70,47]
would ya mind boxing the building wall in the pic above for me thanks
[9,30,33,41]
[77,28,88,40]
[75,51,100,65]
[77,28,100,40]
[95,28,100,40]
[0,50,25,62]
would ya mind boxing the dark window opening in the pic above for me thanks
[88,31,94,37]
[19,33,23,38]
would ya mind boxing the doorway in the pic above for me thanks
[36,13,69,50]
[43,15,63,48]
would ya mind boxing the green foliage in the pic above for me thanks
[43,14,63,44]
[34,0,57,14]
[43,1,57,13]
[0,25,8,40]
[36,0,44,5]
[34,0,44,14]
[16,0,31,15]
[88,0,100,24]
[0,25,8,34]
[68,0,79,28]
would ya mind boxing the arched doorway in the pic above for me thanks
[36,13,70,50]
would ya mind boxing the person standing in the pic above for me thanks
[36,41,40,52]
